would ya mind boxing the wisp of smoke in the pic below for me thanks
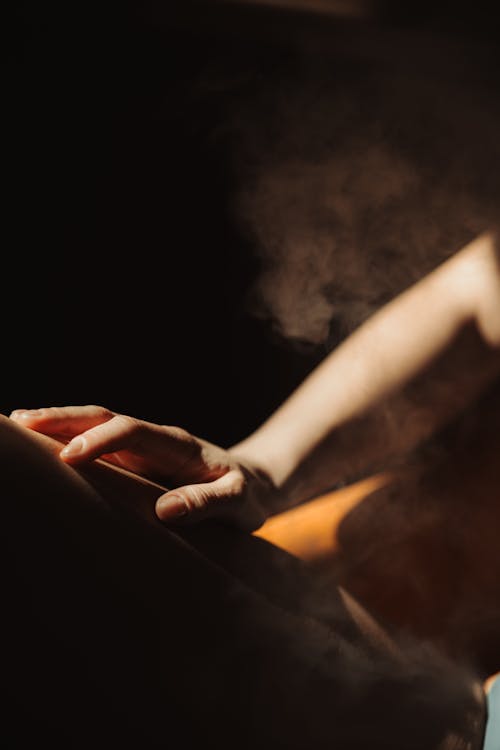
[222,36,500,348]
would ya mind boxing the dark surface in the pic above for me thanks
[2,414,485,750]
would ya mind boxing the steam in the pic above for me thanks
[238,145,422,343]
[225,45,500,347]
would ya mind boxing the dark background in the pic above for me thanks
[3,1,331,447]
[3,0,499,446]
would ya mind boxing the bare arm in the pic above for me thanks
[231,231,500,508]
[12,232,500,526]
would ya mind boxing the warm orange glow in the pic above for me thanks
[254,472,392,559]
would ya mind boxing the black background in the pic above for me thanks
[3,0,499,446]
[3,1,336,447]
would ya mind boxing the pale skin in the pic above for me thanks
[11,230,500,530]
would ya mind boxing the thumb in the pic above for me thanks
[154,470,241,525]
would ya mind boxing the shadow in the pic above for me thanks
[6,416,478,750]
[317,372,500,677]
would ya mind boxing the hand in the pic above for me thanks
[10,405,276,531]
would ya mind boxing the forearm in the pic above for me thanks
[232,232,500,508]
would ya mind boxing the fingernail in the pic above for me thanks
[156,495,189,519]
[61,436,85,458]
[14,409,43,419]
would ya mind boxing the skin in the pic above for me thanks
[5,231,500,748]
[4,414,488,749]
[11,230,500,527]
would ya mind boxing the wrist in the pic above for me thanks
[228,439,289,517]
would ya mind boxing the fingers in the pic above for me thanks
[9,406,265,530]
[57,414,148,464]
[9,405,115,439]
[9,407,145,465]
[155,469,265,531]
[155,470,240,521]
[56,414,175,466]
[19,411,200,478]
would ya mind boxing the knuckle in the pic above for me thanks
[179,487,209,513]
[161,424,202,464]
[36,407,53,417]
[226,471,247,498]
[161,425,194,443]
[42,406,64,416]
[90,405,114,419]
[113,414,142,436]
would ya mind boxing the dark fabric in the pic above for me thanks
[2,427,486,749]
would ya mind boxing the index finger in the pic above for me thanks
[59,415,200,476]
[9,405,115,439]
